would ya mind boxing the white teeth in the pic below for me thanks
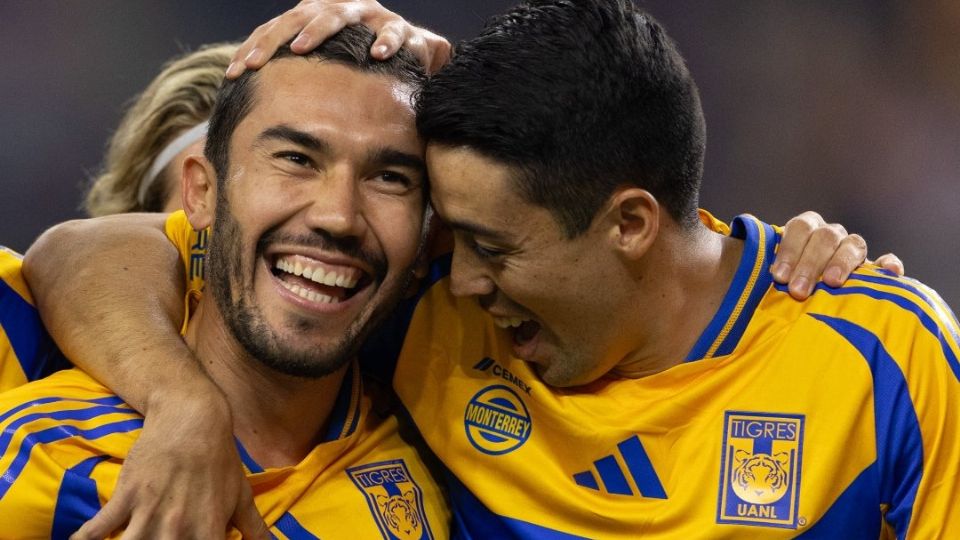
[273,257,361,290]
[493,316,528,329]
[278,280,340,304]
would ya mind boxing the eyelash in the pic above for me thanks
[471,241,504,260]
[275,151,313,168]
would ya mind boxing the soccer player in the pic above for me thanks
[0,26,450,538]
[19,3,933,540]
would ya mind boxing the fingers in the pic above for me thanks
[771,211,826,285]
[774,211,858,300]
[232,484,271,540]
[227,0,454,79]
[818,233,867,288]
[70,496,132,540]
[874,252,905,276]
[369,19,407,60]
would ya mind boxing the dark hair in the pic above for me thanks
[417,0,705,237]
[205,25,426,184]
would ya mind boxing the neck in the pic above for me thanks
[184,300,348,468]
[613,218,743,378]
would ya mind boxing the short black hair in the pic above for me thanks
[417,0,705,237]
[205,25,426,184]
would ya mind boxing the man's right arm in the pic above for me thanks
[21,213,268,539]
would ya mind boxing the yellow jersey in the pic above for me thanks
[0,235,450,539]
[0,246,68,392]
[171,211,960,538]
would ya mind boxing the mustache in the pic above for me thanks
[255,227,388,282]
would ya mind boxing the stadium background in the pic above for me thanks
[1,0,957,308]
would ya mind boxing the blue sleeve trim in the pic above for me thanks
[0,277,70,381]
[0,417,143,500]
[809,314,923,536]
[50,455,111,540]
[774,282,960,382]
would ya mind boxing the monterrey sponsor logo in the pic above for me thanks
[717,411,805,528]
[347,459,434,540]
[464,384,532,455]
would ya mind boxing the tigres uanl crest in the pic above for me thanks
[347,459,434,540]
[717,411,804,528]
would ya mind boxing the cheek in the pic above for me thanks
[366,199,424,269]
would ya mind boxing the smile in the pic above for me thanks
[271,254,370,305]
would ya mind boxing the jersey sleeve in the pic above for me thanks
[881,277,960,538]
[0,247,69,391]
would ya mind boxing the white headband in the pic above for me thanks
[138,120,209,207]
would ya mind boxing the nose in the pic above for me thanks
[303,166,368,239]
[449,242,496,298]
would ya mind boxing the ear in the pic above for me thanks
[180,155,217,230]
[603,187,659,260]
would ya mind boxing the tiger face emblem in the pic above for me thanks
[376,491,422,540]
[730,450,790,504]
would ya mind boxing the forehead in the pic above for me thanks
[427,144,547,234]
[240,59,419,147]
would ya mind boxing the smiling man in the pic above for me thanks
[15,1,946,539]
[0,27,448,539]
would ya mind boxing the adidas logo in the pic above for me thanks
[572,435,667,498]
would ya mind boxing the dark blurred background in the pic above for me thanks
[1,0,957,308]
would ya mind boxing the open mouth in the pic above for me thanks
[493,316,542,356]
[270,254,372,304]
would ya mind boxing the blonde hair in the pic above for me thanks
[84,42,238,216]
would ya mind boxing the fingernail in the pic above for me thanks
[771,262,790,282]
[225,62,241,78]
[244,48,263,64]
[793,277,810,295]
[374,44,389,57]
[291,33,309,49]
[823,266,842,285]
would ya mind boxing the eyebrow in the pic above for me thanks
[366,147,427,177]
[255,125,329,153]
[255,125,426,176]
[445,217,512,243]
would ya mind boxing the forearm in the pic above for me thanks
[22,213,222,414]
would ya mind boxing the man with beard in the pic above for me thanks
[18,1,925,539]
[0,26,449,539]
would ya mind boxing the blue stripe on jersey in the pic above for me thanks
[321,363,360,442]
[851,271,960,351]
[594,455,632,495]
[445,470,589,539]
[617,435,667,499]
[0,276,68,381]
[810,314,923,536]
[360,254,452,384]
[51,455,111,540]
[0,395,125,425]
[686,215,776,361]
[0,403,137,456]
[274,512,321,539]
[235,438,264,474]
[776,282,960,382]
[0,418,143,499]
[794,462,881,539]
